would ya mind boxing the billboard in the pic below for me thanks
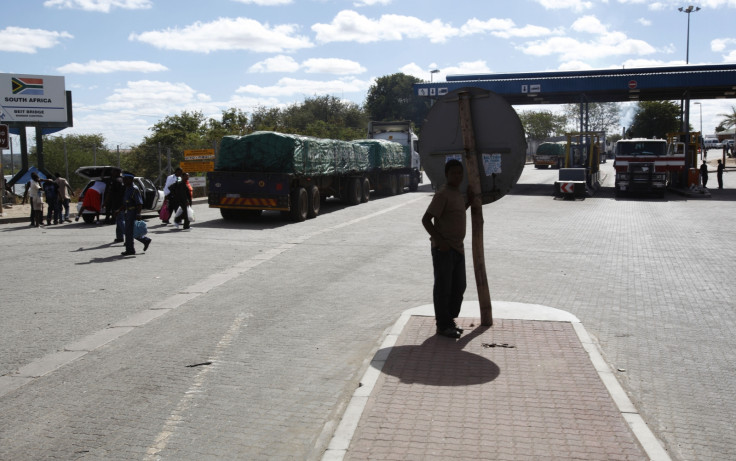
[0,74,68,123]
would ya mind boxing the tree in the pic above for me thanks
[717,105,736,131]
[280,95,367,140]
[626,101,681,139]
[365,73,430,131]
[518,110,566,141]
[563,102,621,134]
[32,134,114,191]
[206,108,249,144]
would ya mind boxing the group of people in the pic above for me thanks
[24,172,72,227]
[22,167,194,256]
[700,159,727,190]
[162,167,193,230]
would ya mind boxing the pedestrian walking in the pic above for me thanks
[421,159,473,339]
[119,173,151,256]
[700,161,709,188]
[161,167,182,224]
[717,159,725,189]
[28,173,44,227]
[108,170,125,243]
[171,172,193,230]
[54,173,72,222]
[42,177,60,225]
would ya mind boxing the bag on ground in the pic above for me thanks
[134,220,148,238]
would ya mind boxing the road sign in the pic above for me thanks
[180,160,214,172]
[628,80,638,89]
[184,149,215,159]
[0,124,8,149]
[559,182,575,193]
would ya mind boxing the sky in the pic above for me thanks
[3,0,736,151]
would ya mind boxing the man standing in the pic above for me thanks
[42,176,59,225]
[421,159,473,339]
[54,173,72,222]
[119,173,151,256]
[700,161,709,188]
[717,159,725,190]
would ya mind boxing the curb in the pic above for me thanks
[321,301,671,461]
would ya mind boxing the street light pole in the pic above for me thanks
[430,69,440,83]
[678,5,701,64]
[694,102,702,135]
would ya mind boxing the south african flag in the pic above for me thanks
[12,77,44,95]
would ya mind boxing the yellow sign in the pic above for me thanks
[180,161,214,172]
[184,149,215,159]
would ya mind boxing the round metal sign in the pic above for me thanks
[419,87,527,204]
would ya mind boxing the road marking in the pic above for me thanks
[0,196,423,399]
[144,313,248,460]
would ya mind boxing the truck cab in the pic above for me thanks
[613,139,671,197]
[367,121,422,191]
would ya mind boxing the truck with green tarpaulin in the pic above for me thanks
[206,129,417,222]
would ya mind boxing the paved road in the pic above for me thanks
[1,163,735,460]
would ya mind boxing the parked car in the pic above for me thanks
[75,166,164,224]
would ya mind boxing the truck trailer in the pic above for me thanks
[207,130,416,222]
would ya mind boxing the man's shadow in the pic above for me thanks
[373,326,500,386]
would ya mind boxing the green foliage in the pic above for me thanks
[276,95,367,140]
[563,102,621,134]
[364,73,429,131]
[626,101,681,139]
[717,106,736,130]
[518,110,566,141]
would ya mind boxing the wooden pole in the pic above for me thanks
[457,92,493,326]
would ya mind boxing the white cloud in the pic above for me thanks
[248,56,366,74]
[398,63,426,80]
[44,0,151,12]
[724,50,736,61]
[100,80,202,112]
[0,26,73,53]
[236,77,371,97]
[519,17,657,62]
[712,38,736,52]
[312,10,459,44]
[249,55,301,73]
[130,17,313,53]
[353,0,391,5]
[302,58,366,75]
[637,18,652,26]
[460,18,561,38]
[571,15,605,34]
[230,0,292,4]
[534,0,593,12]
[58,60,168,74]
[558,60,594,70]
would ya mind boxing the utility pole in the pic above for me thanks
[457,91,493,326]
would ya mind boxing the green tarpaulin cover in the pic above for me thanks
[352,139,410,170]
[215,131,407,174]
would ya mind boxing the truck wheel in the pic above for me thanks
[289,187,308,222]
[220,209,236,220]
[347,178,362,205]
[82,214,95,224]
[361,178,370,203]
[307,185,320,219]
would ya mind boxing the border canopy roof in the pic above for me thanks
[414,64,736,105]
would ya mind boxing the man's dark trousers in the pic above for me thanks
[124,209,151,254]
[431,247,466,330]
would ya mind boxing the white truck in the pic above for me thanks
[613,138,681,197]
[367,121,422,192]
